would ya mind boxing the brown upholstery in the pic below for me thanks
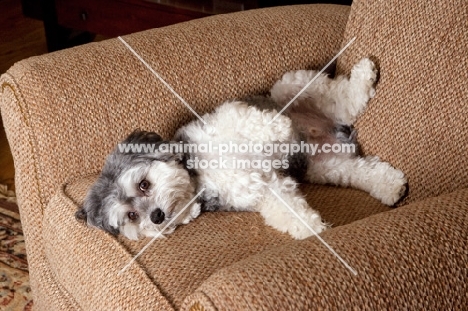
[337,0,468,204]
[46,177,389,310]
[184,188,468,310]
[1,2,467,310]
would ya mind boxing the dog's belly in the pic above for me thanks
[175,100,357,213]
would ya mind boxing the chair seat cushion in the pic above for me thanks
[42,175,389,309]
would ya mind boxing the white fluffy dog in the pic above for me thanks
[77,58,407,240]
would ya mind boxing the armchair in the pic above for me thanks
[1,1,466,309]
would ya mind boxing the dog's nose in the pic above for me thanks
[150,208,165,224]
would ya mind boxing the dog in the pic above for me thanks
[76,58,407,240]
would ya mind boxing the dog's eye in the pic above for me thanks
[139,180,150,192]
[128,211,139,220]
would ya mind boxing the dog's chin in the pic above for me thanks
[120,223,141,240]
[120,220,178,240]
[141,226,176,239]
[119,224,175,240]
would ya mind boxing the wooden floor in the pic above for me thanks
[1,0,48,194]
[0,0,47,74]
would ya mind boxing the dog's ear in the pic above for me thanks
[119,130,185,163]
[152,140,185,163]
[122,129,163,146]
[78,179,120,236]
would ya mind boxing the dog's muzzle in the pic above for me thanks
[150,208,165,224]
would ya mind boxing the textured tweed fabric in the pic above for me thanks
[0,4,350,309]
[184,188,468,310]
[337,0,468,204]
[2,1,467,310]
[52,176,387,310]
[44,177,174,310]
[6,4,349,210]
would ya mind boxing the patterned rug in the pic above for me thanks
[0,200,33,310]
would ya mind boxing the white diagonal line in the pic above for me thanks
[268,37,356,124]
[118,188,206,275]
[118,36,207,125]
[268,187,358,275]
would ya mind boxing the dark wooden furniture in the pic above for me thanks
[24,0,352,51]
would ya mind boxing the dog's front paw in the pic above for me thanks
[180,202,201,225]
[370,163,408,206]
[287,211,328,240]
[351,58,377,99]
[379,174,407,206]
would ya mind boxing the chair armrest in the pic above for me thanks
[183,188,468,310]
[1,4,350,211]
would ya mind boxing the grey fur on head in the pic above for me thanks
[76,130,197,239]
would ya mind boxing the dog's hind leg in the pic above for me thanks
[329,58,378,125]
[270,58,377,125]
[307,155,407,206]
[257,175,327,239]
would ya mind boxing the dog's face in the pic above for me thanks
[76,130,200,240]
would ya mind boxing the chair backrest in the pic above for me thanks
[337,0,468,204]
[1,5,348,212]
